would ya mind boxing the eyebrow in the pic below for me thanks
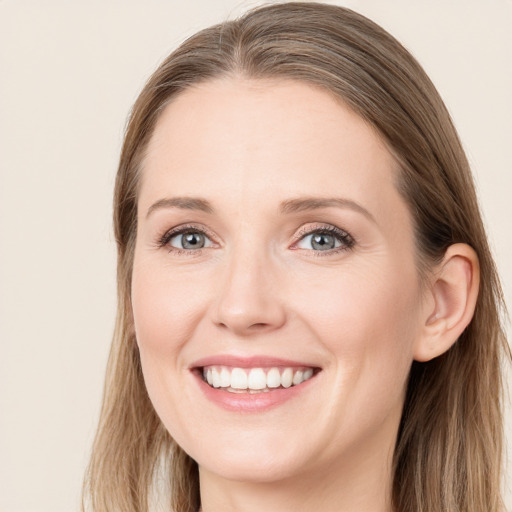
[279,197,375,222]
[146,195,375,222]
[146,197,214,217]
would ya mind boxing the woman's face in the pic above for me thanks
[132,79,427,484]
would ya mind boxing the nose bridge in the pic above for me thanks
[212,233,286,335]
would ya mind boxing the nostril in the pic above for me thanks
[250,323,269,329]
[216,321,270,331]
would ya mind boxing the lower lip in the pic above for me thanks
[194,371,317,413]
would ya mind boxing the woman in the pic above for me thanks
[83,3,510,511]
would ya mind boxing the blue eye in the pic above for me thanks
[297,232,341,251]
[295,226,354,253]
[162,227,214,251]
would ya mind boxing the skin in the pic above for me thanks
[131,78,475,512]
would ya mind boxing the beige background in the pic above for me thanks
[0,1,510,511]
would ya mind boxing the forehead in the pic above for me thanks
[140,78,404,221]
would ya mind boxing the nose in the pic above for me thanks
[211,246,287,336]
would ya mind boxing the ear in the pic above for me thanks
[414,243,480,362]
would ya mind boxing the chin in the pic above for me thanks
[171,419,318,484]
[197,449,310,484]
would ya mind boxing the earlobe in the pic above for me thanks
[414,243,480,362]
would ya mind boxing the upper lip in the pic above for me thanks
[190,355,320,369]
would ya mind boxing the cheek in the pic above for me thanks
[300,264,421,442]
[130,261,202,432]
[131,261,202,358]
[299,258,420,336]
[294,259,421,388]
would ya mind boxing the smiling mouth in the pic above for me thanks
[201,365,318,393]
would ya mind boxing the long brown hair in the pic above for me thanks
[83,3,510,511]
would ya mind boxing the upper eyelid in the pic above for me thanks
[294,223,350,238]
[162,222,349,238]
[293,223,354,245]
[162,223,218,242]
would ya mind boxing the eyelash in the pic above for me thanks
[157,223,355,257]
[157,224,216,257]
[294,224,355,257]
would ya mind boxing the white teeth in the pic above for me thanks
[203,365,316,392]
[266,367,281,388]
[220,367,231,388]
[231,368,248,389]
[248,368,267,390]
[281,368,293,388]
[292,370,304,385]
[212,367,221,388]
